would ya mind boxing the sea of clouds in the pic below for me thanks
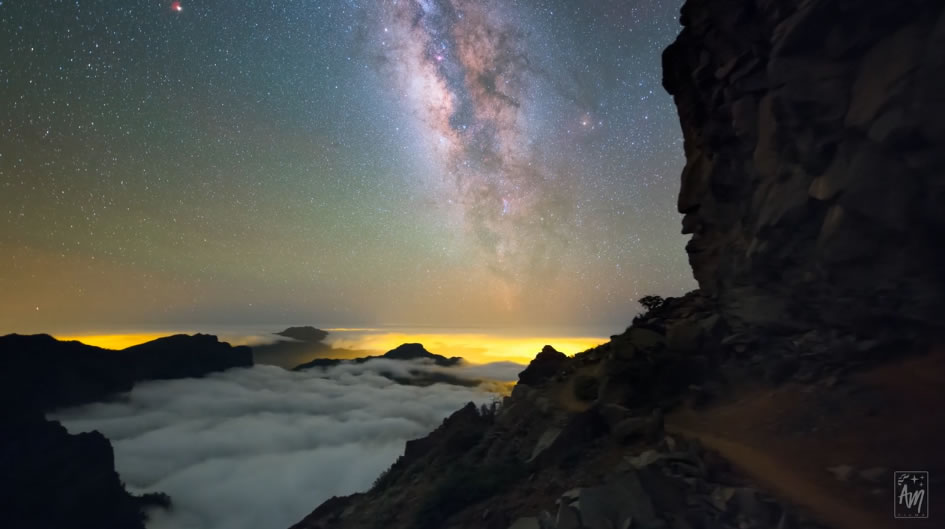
[51,359,523,529]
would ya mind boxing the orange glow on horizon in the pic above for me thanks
[54,330,607,364]
[326,332,605,364]
[55,333,171,350]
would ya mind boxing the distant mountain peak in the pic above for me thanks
[274,326,329,343]
[381,343,462,366]
[293,342,463,371]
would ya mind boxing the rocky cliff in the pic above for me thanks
[1,410,170,529]
[0,333,250,529]
[662,0,945,336]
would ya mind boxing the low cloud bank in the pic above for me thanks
[52,360,518,529]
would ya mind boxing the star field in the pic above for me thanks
[0,0,694,334]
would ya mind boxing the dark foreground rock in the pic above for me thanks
[0,332,250,528]
[287,304,840,529]
[0,409,168,529]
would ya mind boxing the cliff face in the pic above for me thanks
[0,333,248,529]
[662,0,945,334]
[0,412,163,529]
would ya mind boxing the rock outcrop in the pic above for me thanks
[517,345,568,387]
[662,0,945,336]
[0,410,168,529]
[0,333,249,528]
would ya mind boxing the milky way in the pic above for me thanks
[374,0,566,290]
[1,0,694,332]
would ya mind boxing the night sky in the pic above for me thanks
[0,0,693,334]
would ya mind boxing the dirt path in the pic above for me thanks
[668,350,945,529]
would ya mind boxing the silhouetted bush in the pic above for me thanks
[638,295,665,313]
[372,466,394,491]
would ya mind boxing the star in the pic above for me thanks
[0,0,695,331]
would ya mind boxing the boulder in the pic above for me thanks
[555,502,581,529]
[529,409,609,466]
[529,427,563,462]
[575,471,661,529]
[518,346,569,387]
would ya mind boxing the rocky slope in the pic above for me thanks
[287,294,837,529]
[662,0,945,336]
[0,333,251,529]
[291,293,942,529]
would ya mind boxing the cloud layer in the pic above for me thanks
[51,360,515,529]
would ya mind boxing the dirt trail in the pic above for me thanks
[668,350,945,529]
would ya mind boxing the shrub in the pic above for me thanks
[638,295,665,313]
[371,465,395,491]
